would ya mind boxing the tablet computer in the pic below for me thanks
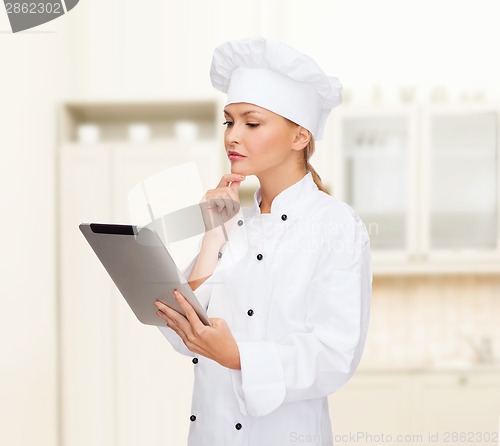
[79,223,211,327]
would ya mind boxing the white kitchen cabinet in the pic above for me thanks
[413,372,500,446]
[329,106,419,258]
[328,105,500,274]
[421,106,499,259]
[328,373,413,439]
[59,147,115,446]
[58,101,223,446]
[329,370,500,446]
[60,144,202,446]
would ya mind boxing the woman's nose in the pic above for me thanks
[225,123,243,144]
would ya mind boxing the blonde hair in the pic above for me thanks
[302,136,330,195]
[282,116,331,195]
[285,118,330,195]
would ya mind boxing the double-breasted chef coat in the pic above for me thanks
[158,171,372,446]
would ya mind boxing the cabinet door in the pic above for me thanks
[422,106,500,261]
[328,374,412,443]
[330,107,419,261]
[414,373,500,446]
[60,144,219,446]
[59,146,115,446]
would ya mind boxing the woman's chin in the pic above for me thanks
[231,169,251,176]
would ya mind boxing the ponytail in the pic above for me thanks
[303,137,330,195]
[284,117,331,195]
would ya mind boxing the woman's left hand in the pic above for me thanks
[155,290,241,370]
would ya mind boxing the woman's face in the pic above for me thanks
[223,102,301,176]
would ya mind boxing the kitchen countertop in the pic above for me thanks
[357,362,500,373]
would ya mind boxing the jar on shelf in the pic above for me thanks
[174,120,199,142]
[77,123,100,144]
[128,123,151,143]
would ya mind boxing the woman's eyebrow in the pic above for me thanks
[223,110,262,117]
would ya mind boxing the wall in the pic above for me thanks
[0,20,58,446]
[363,275,500,369]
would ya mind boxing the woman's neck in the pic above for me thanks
[257,169,307,214]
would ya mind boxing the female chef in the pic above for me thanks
[154,35,372,446]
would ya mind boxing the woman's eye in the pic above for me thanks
[247,123,260,128]
[222,121,233,127]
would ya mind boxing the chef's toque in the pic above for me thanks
[209,35,342,141]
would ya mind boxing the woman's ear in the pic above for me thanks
[291,126,311,151]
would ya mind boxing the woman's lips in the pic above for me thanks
[228,152,246,160]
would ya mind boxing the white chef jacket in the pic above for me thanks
[158,171,372,446]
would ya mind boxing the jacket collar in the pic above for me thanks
[249,171,318,218]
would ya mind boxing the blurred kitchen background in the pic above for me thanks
[1,1,500,445]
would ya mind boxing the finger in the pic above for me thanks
[156,300,212,357]
[157,298,197,343]
[229,179,243,197]
[154,304,168,319]
[155,307,179,332]
[156,310,175,328]
[201,174,244,216]
[215,189,240,222]
[155,300,176,316]
[156,305,193,347]
[155,301,187,328]
[209,196,225,213]
[205,194,221,209]
[219,190,235,219]
[216,173,246,188]
[166,317,211,358]
[225,183,239,203]
[215,196,227,214]
[173,290,205,334]
[223,181,241,210]
[203,187,239,217]
[209,202,225,229]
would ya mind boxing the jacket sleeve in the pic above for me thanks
[229,210,372,417]
[157,243,216,357]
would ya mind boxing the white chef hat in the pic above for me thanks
[209,35,342,141]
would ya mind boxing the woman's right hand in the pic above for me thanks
[199,173,246,244]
